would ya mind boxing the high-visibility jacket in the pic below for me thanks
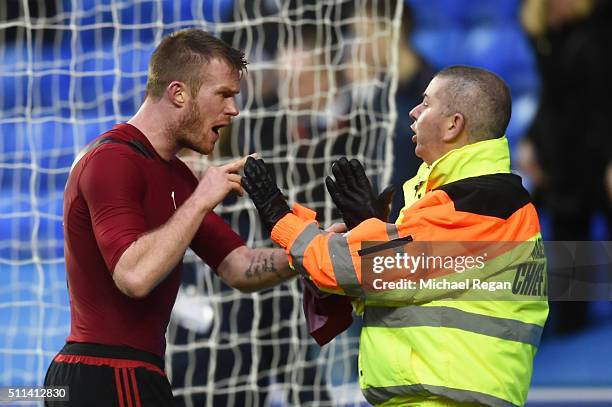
[272,137,548,406]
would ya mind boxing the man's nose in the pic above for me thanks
[226,98,239,116]
[409,105,420,121]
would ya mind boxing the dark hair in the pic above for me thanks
[146,29,248,99]
[435,65,511,141]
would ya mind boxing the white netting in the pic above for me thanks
[0,0,401,405]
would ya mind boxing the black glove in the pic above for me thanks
[325,157,395,229]
[242,157,291,233]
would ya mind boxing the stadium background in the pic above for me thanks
[1,0,610,406]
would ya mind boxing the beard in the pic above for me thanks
[166,100,211,155]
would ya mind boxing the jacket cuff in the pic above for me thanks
[292,203,318,221]
[272,213,315,249]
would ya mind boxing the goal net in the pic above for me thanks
[0,0,401,405]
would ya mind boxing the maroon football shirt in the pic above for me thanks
[63,123,244,357]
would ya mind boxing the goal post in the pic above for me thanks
[0,0,402,405]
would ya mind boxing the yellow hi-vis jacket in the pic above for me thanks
[272,137,548,406]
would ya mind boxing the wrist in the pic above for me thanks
[260,192,291,232]
[271,213,315,249]
[186,193,215,216]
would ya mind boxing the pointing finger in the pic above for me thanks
[222,155,250,174]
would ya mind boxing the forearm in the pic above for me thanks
[217,247,296,293]
[243,248,295,291]
[113,194,211,298]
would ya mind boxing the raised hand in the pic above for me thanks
[325,157,394,229]
[193,155,250,211]
[242,157,291,232]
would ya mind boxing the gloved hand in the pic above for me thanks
[325,157,394,229]
[242,157,291,232]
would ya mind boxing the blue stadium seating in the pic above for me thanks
[1,47,29,118]
[411,27,467,69]
[406,0,539,159]
[459,0,520,26]
[55,0,234,27]
[405,0,465,28]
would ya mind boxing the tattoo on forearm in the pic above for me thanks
[245,252,282,281]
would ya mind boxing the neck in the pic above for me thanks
[428,137,511,187]
[128,98,178,161]
[396,137,510,224]
[426,133,470,165]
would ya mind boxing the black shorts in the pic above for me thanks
[44,342,175,407]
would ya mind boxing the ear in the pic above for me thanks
[443,112,465,142]
[167,81,188,107]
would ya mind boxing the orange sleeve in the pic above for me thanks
[272,212,393,295]
[271,191,541,298]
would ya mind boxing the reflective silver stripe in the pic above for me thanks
[386,223,399,240]
[385,223,403,255]
[289,223,321,279]
[362,383,519,407]
[290,223,362,295]
[364,306,543,347]
[328,234,362,297]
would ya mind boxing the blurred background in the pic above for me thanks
[0,0,610,406]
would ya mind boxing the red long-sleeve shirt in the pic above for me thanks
[64,123,244,357]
